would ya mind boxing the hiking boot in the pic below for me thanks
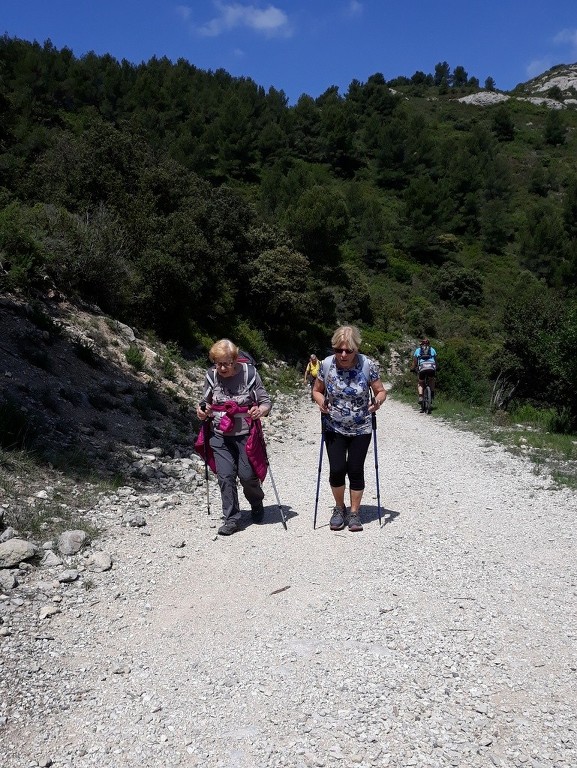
[420,402,425,413]
[329,506,346,531]
[251,504,265,524]
[218,520,239,536]
[347,513,363,532]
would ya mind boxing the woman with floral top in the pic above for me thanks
[312,325,386,532]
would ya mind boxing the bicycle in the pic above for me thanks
[421,371,433,414]
[412,363,435,414]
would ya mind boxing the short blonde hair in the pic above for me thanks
[331,325,361,351]
[209,339,239,362]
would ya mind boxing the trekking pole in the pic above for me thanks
[371,397,382,527]
[199,402,211,516]
[267,461,287,531]
[253,412,287,531]
[313,398,328,530]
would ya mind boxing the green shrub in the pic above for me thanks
[230,321,272,363]
[268,364,300,394]
[125,344,146,371]
[73,339,100,367]
[435,264,484,306]
[159,342,182,380]
[509,403,554,428]
[134,383,167,418]
[405,297,437,338]
[511,403,575,435]
[160,354,176,380]
[359,327,394,356]
[437,339,490,403]
[0,203,46,290]
[387,255,416,284]
[28,301,60,334]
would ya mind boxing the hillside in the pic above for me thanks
[0,293,201,466]
[1,37,577,429]
[0,292,210,544]
[458,62,577,108]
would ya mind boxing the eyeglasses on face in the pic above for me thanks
[333,347,354,355]
[215,360,235,368]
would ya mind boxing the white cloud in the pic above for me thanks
[345,1,363,17]
[526,58,552,79]
[195,1,292,38]
[553,28,577,50]
[175,5,192,22]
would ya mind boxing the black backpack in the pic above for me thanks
[237,349,257,366]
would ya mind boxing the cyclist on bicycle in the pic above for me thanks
[410,338,437,412]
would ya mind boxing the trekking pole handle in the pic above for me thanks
[199,400,212,419]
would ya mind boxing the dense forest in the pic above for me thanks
[1,36,577,428]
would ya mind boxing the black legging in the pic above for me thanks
[324,431,372,490]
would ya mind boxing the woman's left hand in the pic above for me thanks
[249,404,264,420]
[369,390,386,413]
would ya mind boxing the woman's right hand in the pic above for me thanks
[197,402,212,420]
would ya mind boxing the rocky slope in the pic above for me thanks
[457,62,577,109]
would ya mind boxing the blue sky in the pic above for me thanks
[3,1,577,104]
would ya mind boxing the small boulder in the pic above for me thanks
[57,530,88,555]
[40,551,63,568]
[87,551,113,572]
[0,538,37,568]
[0,527,18,544]
[0,570,18,590]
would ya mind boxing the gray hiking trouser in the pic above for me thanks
[209,433,264,522]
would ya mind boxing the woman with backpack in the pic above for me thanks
[196,339,271,536]
[410,337,437,412]
[312,325,386,532]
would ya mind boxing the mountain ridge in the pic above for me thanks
[457,62,577,108]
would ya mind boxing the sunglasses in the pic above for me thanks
[333,347,355,355]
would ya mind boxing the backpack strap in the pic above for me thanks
[359,354,370,381]
[322,354,370,379]
[244,363,257,391]
[322,354,372,394]
[205,363,256,395]
[206,367,216,394]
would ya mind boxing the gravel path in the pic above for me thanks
[2,394,577,768]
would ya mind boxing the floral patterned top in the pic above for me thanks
[318,354,380,435]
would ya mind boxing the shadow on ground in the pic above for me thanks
[362,504,401,526]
